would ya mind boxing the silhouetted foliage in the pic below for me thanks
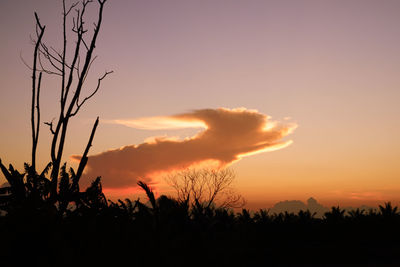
[2,177,400,266]
[379,201,398,219]
[165,167,246,209]
[324,206,346,223]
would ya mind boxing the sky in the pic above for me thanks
[1,0,400,210]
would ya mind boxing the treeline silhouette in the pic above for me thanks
[1,163,400,266]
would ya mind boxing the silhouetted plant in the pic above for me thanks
[0,0,111,209]
[3,178,400,266]
[253,209,271,224]
[379,202,398,219]
[0,161,53,214]
[324,206,346,223]
[137,181,157,212]
[213,208,235,229]
[165,167,245,210]
[297,209,316,223]
[77,177,107,212]
[347,208,366,222]
[367,207,379,217]
[0,0,111,221]
[283,211,298,224]
[0,159,107,218]
[237,208,253,224]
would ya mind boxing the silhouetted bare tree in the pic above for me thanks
[0,0,111,210]
[37,0,112,200]
[165,168,245,209]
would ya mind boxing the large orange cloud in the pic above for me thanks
[72,108,297,188]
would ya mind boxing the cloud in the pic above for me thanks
[270,198,329,218]
[332,190,386,202]
[114,117,207,130]
[72,107,297,189]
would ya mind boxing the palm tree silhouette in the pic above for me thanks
[324,206,346,223]
[379,202,398,218]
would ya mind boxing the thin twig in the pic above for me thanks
[44,118,55,134]
[70,70,112,117]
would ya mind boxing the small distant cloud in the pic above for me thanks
[72,107,297,189]
[331,190,386,202]
[270,197,382,217]
[270,197,329,217]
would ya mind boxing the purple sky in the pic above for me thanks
[1,0,400,208]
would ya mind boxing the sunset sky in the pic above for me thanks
[1,0,400,209]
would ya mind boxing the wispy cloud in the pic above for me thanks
[72,108,297,189]
[114,117,207,130]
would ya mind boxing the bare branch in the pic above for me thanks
[76,55,81,79]
[39,43,66,69]
[25,0,110,202]
[20,52,33,70]
[38,51,62,76]
[72,15,77,33]
[64,1,79,16]
[50,46,63,61]
[31,12,46,172]
[82,55,97,84]
[34,12,45,31]
[0,159,14,186]
[70,70,112,117]
[74,117,99,184]
[44,119,55,134]
[35,71,42,146]
[165,168,243,209]
[39,45,63,72]
[29,34,36,45]
[82,37,89,51]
